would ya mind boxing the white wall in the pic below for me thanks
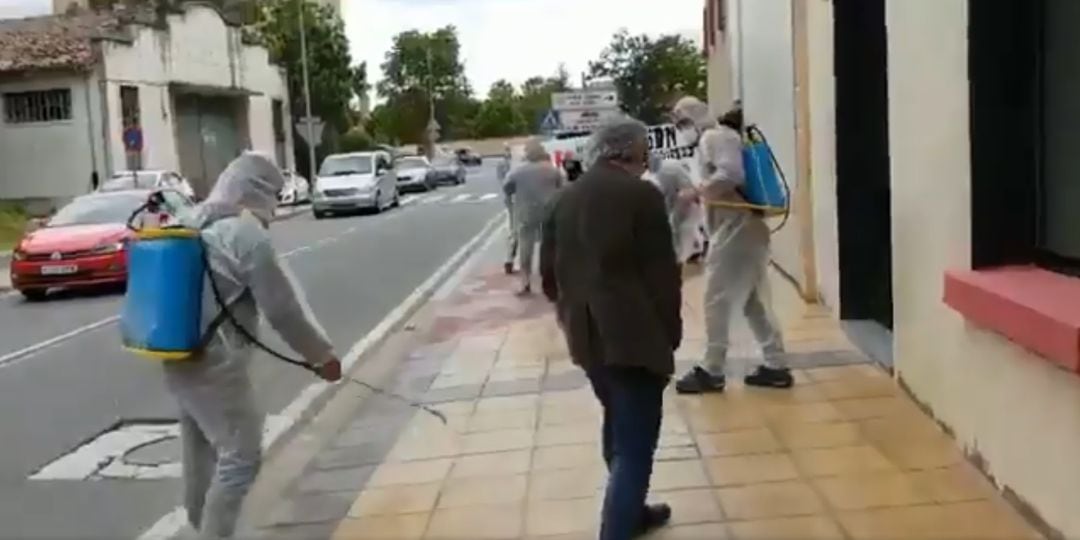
[806,0,840,310]
[732,0,802,285]
[0,75,97,201]
[888,1,1080,536]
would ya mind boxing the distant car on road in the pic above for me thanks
[430,154,466,186]
[278,170,311,206]
[395,156,437,193]
[9,189,194,301]
[454,147,483,167]
[312,151,399,219]
[102,170,197,201]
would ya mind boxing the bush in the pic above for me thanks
[0,203,27,250]
[339,127,375,153]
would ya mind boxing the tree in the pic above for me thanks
[248,0,360,168]
[588,30,707,125]
[518,65,570,133]
[375,26,472,149]
[474,80,526,138]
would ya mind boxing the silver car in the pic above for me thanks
[312,151,399,219]
[395,156,437,193]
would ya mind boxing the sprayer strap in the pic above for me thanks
[196,288,252,353]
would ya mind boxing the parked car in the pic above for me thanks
[278,170,311,206]
[454,147,483,166]
[9,189,194,301]
[430,154,467,186]
[102,170,197,201]
[311,151,399,219]
[395,156,437,193]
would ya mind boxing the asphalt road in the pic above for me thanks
[0,162,504,539]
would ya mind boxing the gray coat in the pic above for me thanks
[540,162,682,377]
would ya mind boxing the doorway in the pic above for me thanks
[833,0,894,366]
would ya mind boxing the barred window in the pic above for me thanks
[3,89,72,124]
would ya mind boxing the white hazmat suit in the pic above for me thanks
[165,152,335,538]
[670,97,789,393]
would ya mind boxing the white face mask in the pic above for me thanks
[676,125,700,147]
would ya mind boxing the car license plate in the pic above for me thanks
[41,265,78,276]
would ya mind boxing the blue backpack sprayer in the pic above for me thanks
[705,124,791,233]
[118,194,447,422]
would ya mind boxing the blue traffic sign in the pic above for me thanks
[539,110,561,133]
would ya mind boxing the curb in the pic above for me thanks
[272,203,311,223]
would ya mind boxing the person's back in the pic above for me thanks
[506,161,562,227]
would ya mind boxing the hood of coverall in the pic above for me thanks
[198,152,285,226]
[672,96,718,131]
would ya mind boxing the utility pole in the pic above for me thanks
[298,0,318,186]
[425,47,439,158]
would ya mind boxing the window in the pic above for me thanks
[120,85,140,128]
[716,0,727,35]
[3,89,72,124]
[272,100,286,142]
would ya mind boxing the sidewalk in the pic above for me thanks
[255,239,1042,540]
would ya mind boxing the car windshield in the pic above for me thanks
[48,192,147,227]
[103,172,159,191]
[319,156,373,176]
[398,157,428,170]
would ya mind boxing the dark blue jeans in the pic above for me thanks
[585,364,667,540]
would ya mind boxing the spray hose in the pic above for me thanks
[701,124,792,235]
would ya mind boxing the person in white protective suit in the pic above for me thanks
[670,97,792,393]
[496,143,518,275]
[166,151,341,539]
[644,156,707,266]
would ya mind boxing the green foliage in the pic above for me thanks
[0,203,27,250]
[474,80,526,138]
[588,30,707,125]
[339,126,375,152]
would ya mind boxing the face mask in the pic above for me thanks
[677,125,700,147]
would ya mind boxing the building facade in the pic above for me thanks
[717,0,1080,537]
[0,1,293,207]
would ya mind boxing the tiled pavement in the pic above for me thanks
[257,248,1043,540]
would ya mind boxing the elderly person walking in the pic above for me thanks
[170,152,341,539]
[540,117,681,540]
[503,138,562,295]
[496,143,517,274]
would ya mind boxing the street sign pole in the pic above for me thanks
[297,0,317,187]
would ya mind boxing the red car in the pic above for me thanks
[9,189,194,301]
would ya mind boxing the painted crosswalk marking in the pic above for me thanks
[400,194,421,205]
[451,193,472,203]
[421,194,445,204]
[397,192,501,207]
[478,193,499,201]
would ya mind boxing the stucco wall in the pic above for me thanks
[888,1,1080,536]
[0,74,97,201]
[806,0,839,310]
[731,0,803,286]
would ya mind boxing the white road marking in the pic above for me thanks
[0,316,119,369]
[451,193,472,203]
[478,193,499,201]
[420,194,445,204]
[137,213,506,540]
[400,194,420,206]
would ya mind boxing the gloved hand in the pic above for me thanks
[316,356,342,382]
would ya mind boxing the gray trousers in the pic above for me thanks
[177,375,262,539]
[517,222,542,289]
[505,197,518,265]
[703,216,785,373]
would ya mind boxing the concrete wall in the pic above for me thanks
[806,0,840,310]
[705,0,734,114]
[0,74,99,203]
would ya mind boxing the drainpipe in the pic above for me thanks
[791,0,820,302]
[82,73,98,192]
[99,72,114,177]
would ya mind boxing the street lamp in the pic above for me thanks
[297,0,317,187]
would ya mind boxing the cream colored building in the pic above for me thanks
[715,0,1080,537]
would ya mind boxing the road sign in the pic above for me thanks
[552,90,619,111]
[558,109,622,132]
[123,126,143,152]
[539,109,561,133]
[295,116,324,147]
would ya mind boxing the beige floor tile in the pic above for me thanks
[438,474,528,509]
[429,401,476,418]
[716,481,825,520]
[537,423,602,446]
[540,406,603,426]
[466,409,537,433]
[763,401,843,425]
[793,445,897,477]
[368,458,454,488]
[430,373,488,390]
[908,465,996,503]
[858,412,946,444]
[650,460,711,491]
[388,435,464,462]
[814,471,935,510]
[740,383,829,404]
[525,498,600,537]
[655,446,700,461]
[460,428,534,455]
[696,428,781,457]
[705,453,800,487]
[528,466,606,500]
[727,516,845,540]
[832,396,921,421]
[349,483,441,517]
[684,410,766,434]
[775,421,862,450]
[658,432,696,449]
[524,533,594,540]
[533,443,603,471]
[449,450,532,479]
[475,394,540,413]
[425,504,523,539]
[816,377,897,400]
[873,437,963,470]
[838,501,1042,540]
[648,488,724,524]
[487,367,545,383]
[644,523,730,539]
[803,365,881,383]
[332,513,429,540]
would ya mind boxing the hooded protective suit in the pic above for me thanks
[671,97,785,389]
[165,152,334,538]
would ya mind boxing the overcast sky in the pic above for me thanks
[0,0,702,97]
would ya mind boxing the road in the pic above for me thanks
[0,162,505,539]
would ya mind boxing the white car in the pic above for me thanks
[278,171,311,206]
[311,151,400,219]
[102,170,197,201]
